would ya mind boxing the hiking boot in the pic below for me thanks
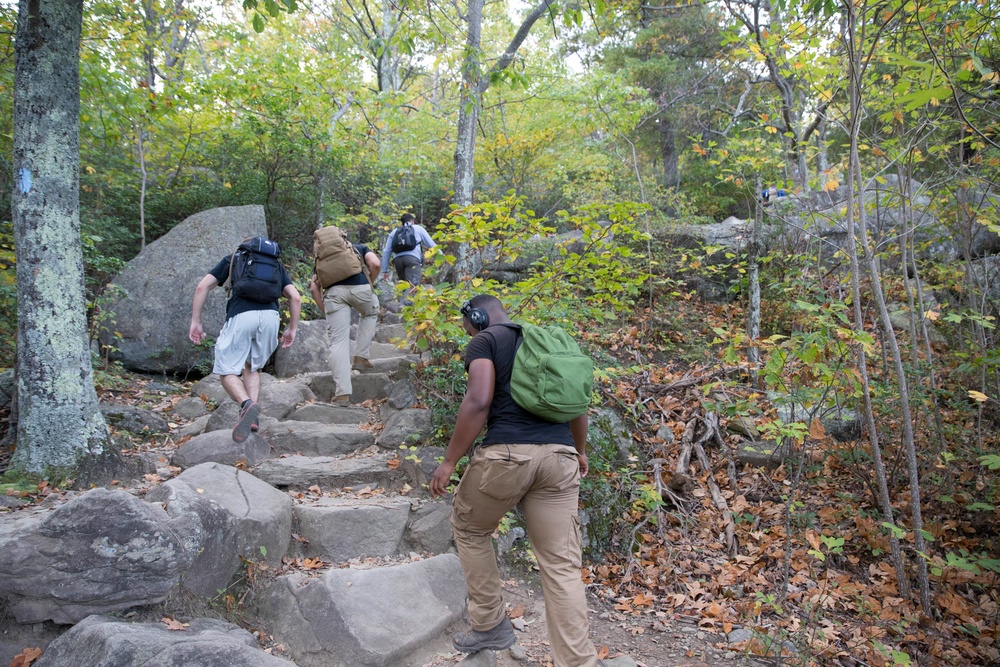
[233,400,261,443]
[452,617,516,653]
[332,395,351,405]
[352,356,375,370]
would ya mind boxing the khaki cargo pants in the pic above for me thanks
[451,443,600,667]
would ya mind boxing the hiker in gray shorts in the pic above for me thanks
[189,241,301,442]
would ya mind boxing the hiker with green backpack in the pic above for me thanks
[189,236,302,443]
[429,294,610,667]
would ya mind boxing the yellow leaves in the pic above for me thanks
[924,308,940,321]
[691,144,707,156]
[968,390,989,403]
[824,179,840,192]
[764,126,778,134]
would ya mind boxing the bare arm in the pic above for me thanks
[429,358,495,497]
[189,274,219,344]
[309,276,325,315]
[364,251,381,283]
[280,283,301,348]
[569,413,589,477]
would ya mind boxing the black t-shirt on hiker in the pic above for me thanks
[209,255,293,322]
[464,323,575,447]
[331,243,373,287]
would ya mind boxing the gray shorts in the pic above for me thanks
[213,309,280,376]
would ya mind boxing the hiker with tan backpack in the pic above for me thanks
[308,225,381,405]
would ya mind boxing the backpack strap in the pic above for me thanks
[225,250,238,298]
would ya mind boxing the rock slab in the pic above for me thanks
[0,489,197,624]
[147,463,292,596]
[261,554,467,667]
[35,615,297,667]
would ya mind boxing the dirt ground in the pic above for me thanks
[397,563,758,667]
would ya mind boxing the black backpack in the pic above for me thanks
[391,222,418,253]
[226,237,284,304]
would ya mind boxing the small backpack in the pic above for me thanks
[226,236,284,304]
[391,222,418,253]
[314,225,365,289]
[502,323,593,423]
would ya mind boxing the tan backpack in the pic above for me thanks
[314,225,365,289]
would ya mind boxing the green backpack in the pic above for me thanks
[504,323,593,423]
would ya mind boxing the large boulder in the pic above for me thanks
[274,320,331,378]
[100,205,267,374]
[376,408,433,449]
[0,489,199,624]
[146,463,292,596]
[260,554,467,667]
[35,615,297,667]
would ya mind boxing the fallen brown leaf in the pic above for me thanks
[10,647,42,667]
[161,617,187,631]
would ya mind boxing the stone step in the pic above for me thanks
[263,421,375,457]
[252,454,409,491]
[259,554,466,667]
[285,402,371,425]
[300,371,392,404]
[290,494,454,562]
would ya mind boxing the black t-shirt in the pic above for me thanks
[331,244,372,286]
[209,255,293,322]
[464,323,575,447]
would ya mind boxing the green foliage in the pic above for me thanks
[403,193,652,355]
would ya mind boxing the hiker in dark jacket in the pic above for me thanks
[429,294,605,667]
[189,248,301,443]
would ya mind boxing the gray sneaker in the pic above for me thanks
[452,617,516,653]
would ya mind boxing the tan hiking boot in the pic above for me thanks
[352,356,375,370]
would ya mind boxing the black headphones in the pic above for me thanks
[461,300,490,331]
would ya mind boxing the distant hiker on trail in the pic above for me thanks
[189,236,301,443]
[380,212,437,290]
[761,186,788,207]
[429,294,608,667]
[309,225,381,405]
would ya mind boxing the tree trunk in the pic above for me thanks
[451,0,554,280]
[10,0,119,482]
[658,116,679,189]
[843,0,910,600]
[845,0,931,611]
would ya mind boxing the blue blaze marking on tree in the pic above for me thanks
[18,168,32,194]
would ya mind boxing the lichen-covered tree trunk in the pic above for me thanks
[10,0,117,481]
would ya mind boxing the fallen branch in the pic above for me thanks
[692,420,738,557]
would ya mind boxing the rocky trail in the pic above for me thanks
[0,304,758,667]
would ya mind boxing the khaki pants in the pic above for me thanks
[323,283,378,397]
[451,443,599,667]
